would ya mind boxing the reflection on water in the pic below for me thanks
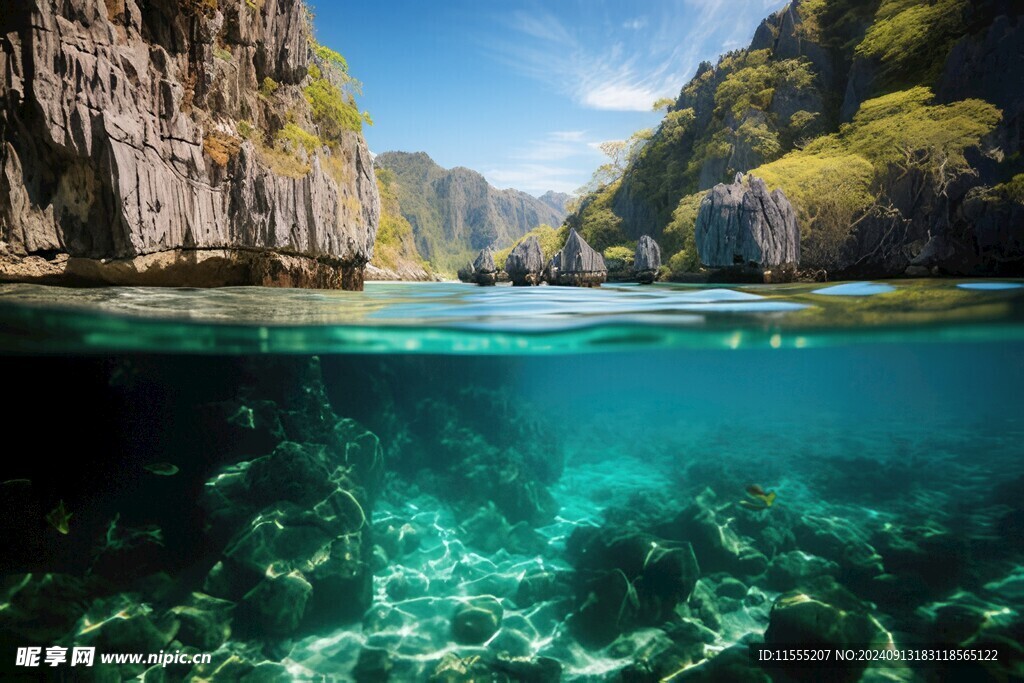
[0,280,1022,354]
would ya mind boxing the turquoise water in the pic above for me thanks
[1,281,1024,681]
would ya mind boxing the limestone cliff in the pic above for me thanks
[570,0,1024,279]
[0,0,379,289]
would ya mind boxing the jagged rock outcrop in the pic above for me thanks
[504,235,544,286]
[634,235,662,284]
[696,174,799,281]
[374,151,567,271]
[0,0,379,289]
[460,247,497,286]
[550,229,606,287]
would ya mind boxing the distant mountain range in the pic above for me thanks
[538,191,571,215]
[374,152,568,272]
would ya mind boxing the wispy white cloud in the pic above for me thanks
[482,0,786,112]
[494,131,604,193]
[550,131,587,142]
[484,163,582,195]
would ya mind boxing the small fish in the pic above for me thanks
[46,500,71,535]
[143,462,179,476]
[742,484,777,509]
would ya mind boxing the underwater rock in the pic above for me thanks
[376,520,422,561]
[672,491,769,578]
[764,593,891,682]
[244,441,335,507]
[429,653,494,682]
[671,643,770,682]
[195,358,380,636]
[240,570,312,637]
[353,647,394,683]
[792,515,884,597]
[238,661,293,683]
[634,235,662,284]
[695,174,799,282]
[686,579,722,632]
[567,525,700,647]
[492,654,562,682]
[515,569,572,608]
[89,516,168,582]
[451,597,503,644]
[77,600,180,658]
[715,577,749,599]
[613,628,705,683]
[551,229,607,287]
[383,387,563,528]
[170,593,234,651]
[505,235,545,286]
[766,551,840,592]
[0,573,92,646]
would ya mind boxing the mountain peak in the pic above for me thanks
[375,151,568,272]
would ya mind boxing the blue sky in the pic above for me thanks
[313,0,785,195]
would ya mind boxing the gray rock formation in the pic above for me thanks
[504,235,544,286]
[695,174,799,280]
[467,247,497,286]
[634,235,662,284]
[550,229,606,287]
[0,0,379,289]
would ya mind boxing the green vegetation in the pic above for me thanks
[563,0,1007,276]
[251,34,373,179]
[276,122,321,154]
[714,50,815,119]
[494,224,567,270]
[213,45,233,62]
[756,150,875,267]
[856,0,968,86]
[1005,175,1024,204]
[602,245,635,273]
[237,120,254,140]
[372,168,430,274]
[259,77,278,98]
[566,181,628,252]
[750,87,1000,267]
[840,87,1000,182]
[663,192,705,275]
[304,70,366,137]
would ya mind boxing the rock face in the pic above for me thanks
[551,229,606,287]
[0,0,379,289]
[695,174,799,280]
[504,235,544,286]
[467,247,498,286]
[634,235,662,284]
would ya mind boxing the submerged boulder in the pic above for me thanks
[505,236,545,286]
[695,174,799,282]
[634,235,662,284]
[550,229,607,287]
